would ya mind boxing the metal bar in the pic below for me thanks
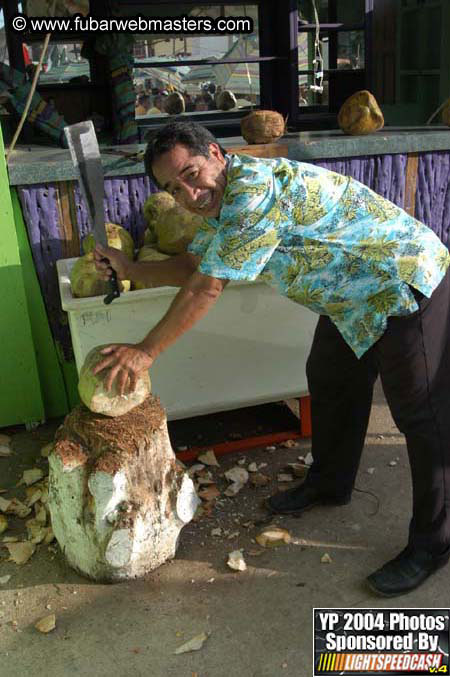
[298,23,365,31]
[134,56,284,68]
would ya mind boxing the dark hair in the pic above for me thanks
[137,94,150,106]
[144,120,226,188]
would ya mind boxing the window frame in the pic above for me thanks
[296,0,373,124]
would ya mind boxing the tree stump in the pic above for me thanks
[48,396,199,581]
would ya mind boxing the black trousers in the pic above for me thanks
[305,269,450,554]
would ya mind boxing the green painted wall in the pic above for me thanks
[11,188,70,418]
[0,126,44,427]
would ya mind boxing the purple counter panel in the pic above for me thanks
[17,151,450,359]
[19,174,158,358]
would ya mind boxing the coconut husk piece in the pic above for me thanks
[241,110,286,145]
[337,90,384,136]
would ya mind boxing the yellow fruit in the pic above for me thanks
[338,90,384,135]
[70,253,131,298]
[82,223,134,259]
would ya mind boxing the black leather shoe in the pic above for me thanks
[266,484,351,516]
[367,545,450,597]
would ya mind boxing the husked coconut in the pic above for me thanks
[137,246,171,263]
[133,246,171,290]
[338,90,384,135]
[143,191,204,255]
[241,110,285,144]
[165,92,185,116]
[217,90,237,111]
[70,253,131,298]
[82,222,135,260]
[78,345,151,417]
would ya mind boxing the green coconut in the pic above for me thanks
[78,345,151,417]
[143,191,203,254]
[70,252,131,298]
[154,205,204,254]
[143,226,158,246]
[133,246,171,290]
[82,222,135,260]
[143,192,175,224]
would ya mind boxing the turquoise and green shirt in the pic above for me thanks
[188,153,450,357]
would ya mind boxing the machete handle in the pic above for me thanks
[102,258,121,305]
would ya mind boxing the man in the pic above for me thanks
[94,120,450,597]
[135,94,151,117]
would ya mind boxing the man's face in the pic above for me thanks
[152,143,227,218]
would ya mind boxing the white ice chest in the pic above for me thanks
[56,257,318,420]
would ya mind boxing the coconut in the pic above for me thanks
[82,222,135,260]
[143,191,203,255]
[338,90,384,136]
[165,92,185,116]
[70,253,131,298]
[143,192,176,224]
[143,227,158,246]
[133,247,171,290]
[78,345,151,417]
[217,90,237,111]
[241,110,285,145]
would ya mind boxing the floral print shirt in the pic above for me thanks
[188,153,450,357]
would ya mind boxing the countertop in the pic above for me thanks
[6,126,450,186]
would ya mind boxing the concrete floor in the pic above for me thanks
[0,381,449,677]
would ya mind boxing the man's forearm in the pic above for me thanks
[127,253,200,288]
[139,273,228,360]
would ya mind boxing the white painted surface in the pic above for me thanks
[56,257,317,420]
[48,423,201,581]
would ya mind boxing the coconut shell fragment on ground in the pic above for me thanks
[337,90,384,135]
[241,110,285,145]
[78,345,151,417]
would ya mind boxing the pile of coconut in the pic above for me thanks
[70,191,205,297]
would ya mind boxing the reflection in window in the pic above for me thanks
[27,41,90,84]
[133,59,259,118]
[0,8,7,65]
[131,4,259,117]
[337,31,365,70]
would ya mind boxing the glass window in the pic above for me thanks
[337,31,365,70]
[0,7,7,65]
[27,41,90,84]
[298,0,366,113]
[130,4,260,118]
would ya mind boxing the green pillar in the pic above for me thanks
[0,124,44,427]
[11,188,70,418]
